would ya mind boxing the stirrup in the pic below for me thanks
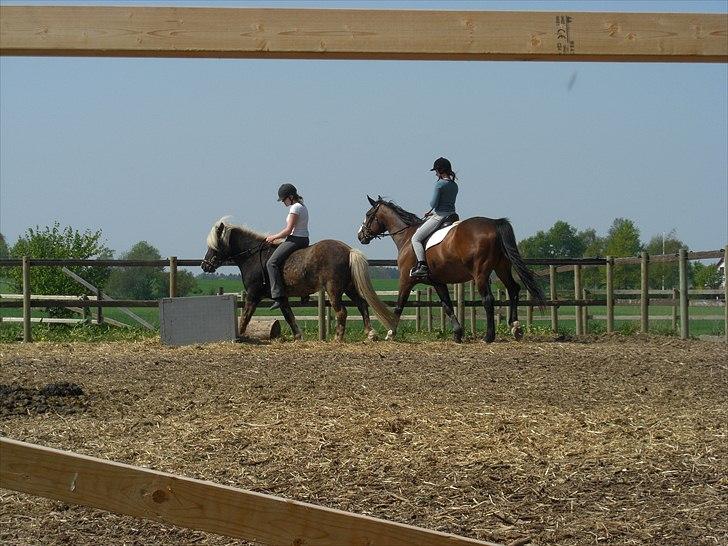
[409,263,430,279]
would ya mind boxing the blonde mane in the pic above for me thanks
[206,216,267,252]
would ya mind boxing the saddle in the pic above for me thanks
[424,213,460,251]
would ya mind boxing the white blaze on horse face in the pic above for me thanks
[358,225,363,236]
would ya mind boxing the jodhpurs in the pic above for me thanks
[411,214,445,263]
[266,235,309,300]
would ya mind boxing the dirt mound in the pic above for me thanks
[0,382,88,417]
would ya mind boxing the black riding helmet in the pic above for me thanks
[430,157,452,173]
[277,183,297,201]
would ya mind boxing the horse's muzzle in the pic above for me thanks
[201,258,219,273]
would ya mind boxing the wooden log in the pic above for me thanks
[244,319,281,341]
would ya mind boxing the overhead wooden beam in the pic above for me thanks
[1,6,726,62]
[0,438,497,546]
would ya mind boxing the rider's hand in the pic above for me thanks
[423,211,432,218]
[265,235,277,243]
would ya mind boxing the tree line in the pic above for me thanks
[0,219,723,302]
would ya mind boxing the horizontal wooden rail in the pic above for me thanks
[0,437,496,546]
[1,6,726,63]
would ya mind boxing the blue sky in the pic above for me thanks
[1,0,726,261]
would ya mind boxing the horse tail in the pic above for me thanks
[494,219,547,310]
[349,249,397,331]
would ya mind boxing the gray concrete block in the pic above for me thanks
[160,295,237,346]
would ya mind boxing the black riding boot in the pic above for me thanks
[269,297,285,310]
[409,261,430,279]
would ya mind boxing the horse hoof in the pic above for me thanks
[367,330,379,341]
[511,321,523,341]
[293,334,303,341]
[385,330,395,341]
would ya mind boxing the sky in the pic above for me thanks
[1,0,726,263]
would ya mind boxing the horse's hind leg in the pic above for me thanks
[495,262,523,341]
[433,282,463,343]
[345,287,376,341]
[327,287,348,342]
[476,271,496,343]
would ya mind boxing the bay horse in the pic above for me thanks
[201,217,396,341]
[357,196,546,343]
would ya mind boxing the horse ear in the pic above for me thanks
[367,195,377,207]
[377,195,382,201]
[216,222,225,236]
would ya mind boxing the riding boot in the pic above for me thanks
[409,261,430,279]
[269,297,285,310]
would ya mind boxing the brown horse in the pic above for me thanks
[202,217,396,341]
[358,197,546,343]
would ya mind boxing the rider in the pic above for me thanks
[265,183,310,310]
[409,157,458,279]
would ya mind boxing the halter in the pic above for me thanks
[360,203,411,241]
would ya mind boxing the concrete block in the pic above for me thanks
[160,295,237,346]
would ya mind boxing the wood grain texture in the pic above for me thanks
[0,437,497,546]
[1,6,726,62]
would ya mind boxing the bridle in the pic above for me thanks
[360,204,411,242]
[201,240,268,272]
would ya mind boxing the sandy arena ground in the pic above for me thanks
[1,336,726,545]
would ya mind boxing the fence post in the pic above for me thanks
[574,264,582,335]
[439,287,446,333]
[549,265,558,333]
[415,289,421,332]
[469,280,476,336]
[640,251,649,333]
[169,256,178,298]
[679,248,689,339]
[671,287,678,332]
[22,256,31,343]
[456,283,465,327]
[426,287,433,332]
[317,289,325,341]
[96,287,103,325]
[525,289,533,329]
[606,257,614,334]
[582,288,589,334]
[495,288,501,327]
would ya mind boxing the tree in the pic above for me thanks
[578,228,606,289]
[0,233,8,259]
[519,220,586,291]
[7,223,112,297]
[106,241,197,299]
[106,241,164,300]
[604,218,642,288]
[692,262,723,289]
[644,230,686,289]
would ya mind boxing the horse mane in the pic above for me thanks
[376,198,424,227]
[207,216,267,252]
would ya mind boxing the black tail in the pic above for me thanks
[495,219,547,310]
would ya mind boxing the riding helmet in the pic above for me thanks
[277,183,297,201]
[430,157,452,173]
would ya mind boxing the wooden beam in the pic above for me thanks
[0,438,497,546]
[1,6,726,62]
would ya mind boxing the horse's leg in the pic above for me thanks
[327,288,348,342]
[432,282,463,343]
[387,279,415,341]
[345,287,376,341]
[279,300,303,340]
[495,263,523,341]
[238,296,261,337]
[476,273,496,343]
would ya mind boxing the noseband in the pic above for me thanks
[202,241,268,270]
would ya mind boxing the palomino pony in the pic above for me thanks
[358,196,546,343]
[201,217,396,341]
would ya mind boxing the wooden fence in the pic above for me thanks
[1,247,725,343]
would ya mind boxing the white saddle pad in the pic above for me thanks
[425,221,461,251]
